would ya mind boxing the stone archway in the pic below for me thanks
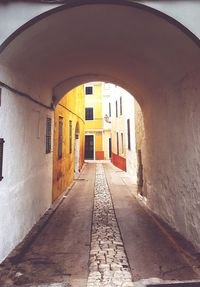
[1,0,200,262]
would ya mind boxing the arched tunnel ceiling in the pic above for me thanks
[0,1,199,107]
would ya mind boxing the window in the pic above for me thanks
[109,102,111,117]
[116,100,118,118]
[116,132,119,155]
[121,133,124,154]
[85,107,94,120]
[0,138,5,181]
[0,88,2,107]
[58,116,63,159]
[85,86,93,95]
[46,117,52,154]
[120,96,122,115]
[127,119,131,150]
[69,120,72,154]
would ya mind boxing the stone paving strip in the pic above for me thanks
[87,163,134,287]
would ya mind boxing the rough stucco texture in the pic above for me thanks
[135,100,145,153]
[144,70,200,250]
[0,88,53,263]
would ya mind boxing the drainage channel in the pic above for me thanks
[87,163,134,287]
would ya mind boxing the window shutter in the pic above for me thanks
[85,108,94,120]
[109,102,111,117]
[58,117,63,159]
[46,117,52,154]
[120,97,122,115]
[85,86,93,95]
[69,120,72,153]
[127,119,131,150]
[0,138,5,181]
[0,88,2,107]
[116,132,119,155]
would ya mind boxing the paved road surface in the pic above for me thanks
[0,162,199,287]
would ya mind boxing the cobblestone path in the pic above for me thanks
[87,164,134,287]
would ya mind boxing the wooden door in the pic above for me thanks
[85,135,94,160]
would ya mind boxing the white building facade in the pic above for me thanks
[108,85,138,182]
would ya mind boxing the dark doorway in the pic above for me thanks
[137,149,144,196]
[85,135,94,160]
[137,150,143,186]
[109,138,112,159]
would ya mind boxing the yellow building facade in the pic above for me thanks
[84,82,104,160]
[52,85,85,201]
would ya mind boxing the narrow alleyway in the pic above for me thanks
[0,163,199,287]
[87,164,133,286]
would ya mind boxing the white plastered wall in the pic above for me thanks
[110,85,137,180]
[123,91,137,182]
[102,83,112,160]
[0,2,60,45]
[138,0,200,39]
[0,1,200,46]
[143,70,200,250]
[0,87,53,262]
